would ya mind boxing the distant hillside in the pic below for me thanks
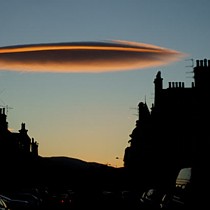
[42,156,90,170]
[35,156,122,190]
[40,156,114,170]
[2,155,125,191]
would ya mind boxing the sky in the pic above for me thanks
[0,0,210,167]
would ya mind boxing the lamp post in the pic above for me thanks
[115,156,123,168]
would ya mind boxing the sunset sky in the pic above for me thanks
[0,0,210,167]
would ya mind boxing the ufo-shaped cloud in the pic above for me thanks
[0,40,187,73]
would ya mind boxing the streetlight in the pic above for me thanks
[115,156,123,168]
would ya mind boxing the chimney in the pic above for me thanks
[21,123,25,130]
[196,60,200,67]
[182,82,185,88]
[204,59,207,67]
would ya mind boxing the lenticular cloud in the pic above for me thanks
[0,40,186,73]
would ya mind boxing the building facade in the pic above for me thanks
[0,107,39,159]
[123,58,210,188]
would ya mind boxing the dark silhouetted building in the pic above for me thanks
[123,58,210,189]
[0,108,39,159]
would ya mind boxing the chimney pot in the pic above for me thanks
[182,82,185,88]
[204,59,207,67]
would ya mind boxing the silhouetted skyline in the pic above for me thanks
[1,59,208,209]
[0,0,210,167]
[123,59,210,191]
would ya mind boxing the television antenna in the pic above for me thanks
[185,59,194,78]
[129,107,138,116]
[0,104,13,115]
[185,58,194,68]
[0,89,14,115]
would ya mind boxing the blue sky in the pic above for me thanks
[0,0,210,167]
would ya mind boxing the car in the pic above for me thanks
[5,193,41,210]
[160,167,192,209]
[0,197,9,210]
[0,194,29,210]
[139,188,164,209]
[46,192,72,210]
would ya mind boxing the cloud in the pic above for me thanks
[0,40,187,73]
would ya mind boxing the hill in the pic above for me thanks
[30,156,122,190]
[1,154,125,191]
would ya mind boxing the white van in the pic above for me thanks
[160,167,192,209]
[176,167,192,189]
